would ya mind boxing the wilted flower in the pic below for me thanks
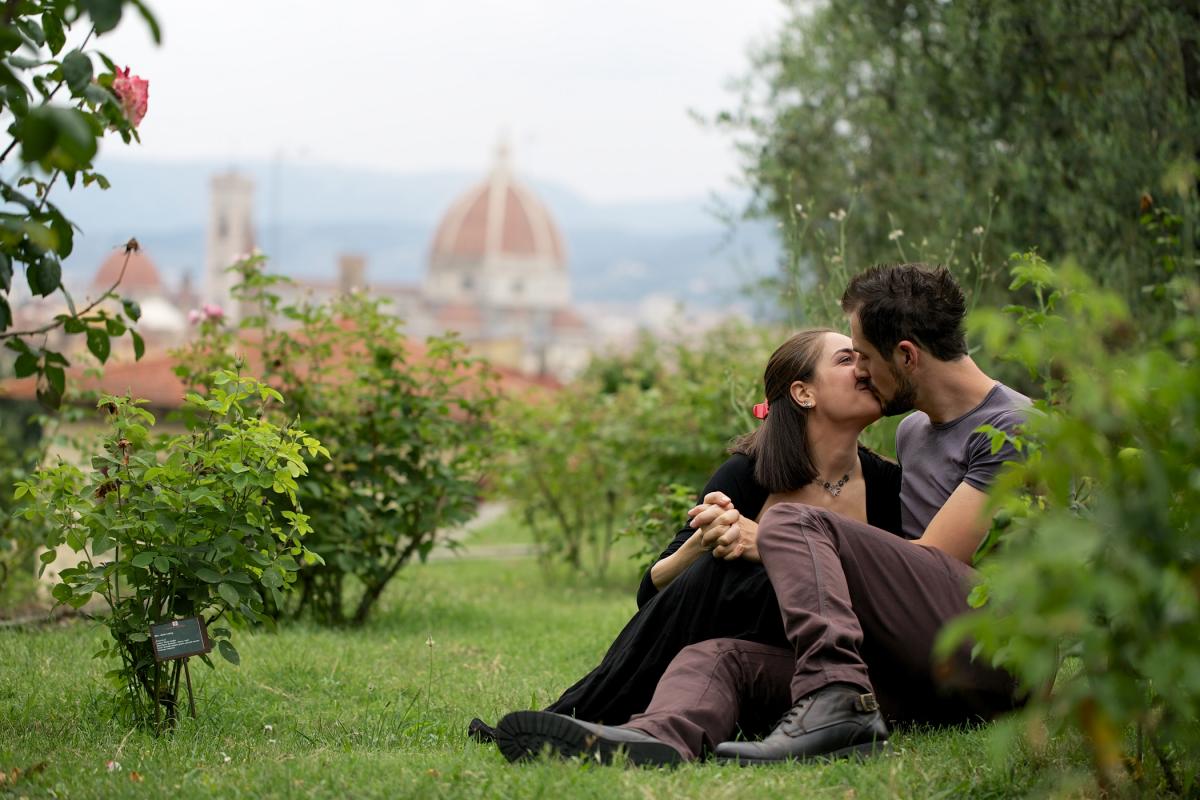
[972,226,985,236]
[888,229,904,241]
[829,208,847,222]
[220,752,231,764]
[263,724,274,734]
[426,636,436,648]
[105,760,121,772]
[187,309,203,325]
[111,67,149,128]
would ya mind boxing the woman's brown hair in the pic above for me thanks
[730,328,834,493]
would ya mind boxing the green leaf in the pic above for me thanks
[42,13,65,55]
[18,106,97,170]
[194,567,222,583]
[16,19,44,47]
[217,582,240,606]
[26,255,61,297]
[122,298,141,321]
[0,251,11,292]
[130,0,162,44]
[39,549,57,564]
[86,327,110,363]
[63,316,86,334]
[0,26,23,54]
[80,0,124,34]
[13,352,37,378]
[217,639,240,666]
[47,208,73,258]
[61,51,93,96]
[105,317,126,336]
[130,329,144,360]
[131,551,156,568]
[0,296,11,332]
[153,556,170,573]
[45,365,64,396]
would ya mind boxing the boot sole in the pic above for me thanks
[495,711,683,767]
[716,738,890,766]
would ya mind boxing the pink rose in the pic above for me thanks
[202,303,224,321]
[187,309,203,325]
[112,67,149,128]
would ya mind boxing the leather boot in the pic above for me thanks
[495,710,684,766]
[715,683,889,765]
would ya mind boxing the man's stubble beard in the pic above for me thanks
[879,366,917,417]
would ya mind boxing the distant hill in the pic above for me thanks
[50,159,779,308]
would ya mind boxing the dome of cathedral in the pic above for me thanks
[91,248,163,296]
[429,143,566,271]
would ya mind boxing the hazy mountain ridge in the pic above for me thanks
[50,159,778,307]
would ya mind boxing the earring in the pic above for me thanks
[800,401,813,408]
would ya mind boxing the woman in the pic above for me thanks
[472,328,910,739]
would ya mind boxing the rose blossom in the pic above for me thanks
[202,303,224,321]
[111,67,149,128]
[187,309,203,325]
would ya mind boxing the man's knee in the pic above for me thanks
[758,502,834,552]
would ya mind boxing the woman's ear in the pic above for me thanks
[789,381,815,409]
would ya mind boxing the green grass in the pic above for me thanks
[0,556,1095,799]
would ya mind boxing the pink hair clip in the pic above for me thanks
[752,401,769,420]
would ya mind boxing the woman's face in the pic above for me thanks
[806,331,882,426]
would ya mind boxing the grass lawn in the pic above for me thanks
[0,550,1096,798]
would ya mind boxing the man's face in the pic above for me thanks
[848,312,916,417]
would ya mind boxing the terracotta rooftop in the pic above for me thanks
[1,339,560,411]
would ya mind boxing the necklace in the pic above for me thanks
[819,472,851,497]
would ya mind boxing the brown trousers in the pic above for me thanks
[625,504,1021,759]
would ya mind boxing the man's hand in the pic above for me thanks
[712,517,761,562]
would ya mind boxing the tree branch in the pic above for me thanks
[0,237,138,340]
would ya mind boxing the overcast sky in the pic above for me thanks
[94,1,788,204]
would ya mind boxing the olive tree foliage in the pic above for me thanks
[1,0,159,406]
[719,0,1200,318]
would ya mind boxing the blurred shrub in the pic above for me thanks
[941,252,1200,794]
[176,255,498,626]
[497,324,771,579]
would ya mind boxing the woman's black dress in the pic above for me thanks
[543,446,906,725]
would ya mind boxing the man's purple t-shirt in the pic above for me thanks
[895,382,1030,539]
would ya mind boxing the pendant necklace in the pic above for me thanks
[819,472,851,497]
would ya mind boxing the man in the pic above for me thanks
[496,263,1029,765]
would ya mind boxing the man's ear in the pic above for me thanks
[789,381,815,408]
[894,340,921,373]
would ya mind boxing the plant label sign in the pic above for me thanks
[149,617,212,662]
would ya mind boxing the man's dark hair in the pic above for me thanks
[840,263,968,361]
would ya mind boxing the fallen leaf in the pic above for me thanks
[129,770,143,783]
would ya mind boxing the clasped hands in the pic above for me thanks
[687,491,760,562]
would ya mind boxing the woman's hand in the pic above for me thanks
[687,491,736,543]
[688,491,759,562]
[712,517,760,562]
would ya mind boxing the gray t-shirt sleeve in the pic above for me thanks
[962,407,1026,492]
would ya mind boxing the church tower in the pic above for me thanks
[204,171,255,319]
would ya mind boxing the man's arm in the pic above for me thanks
[914,481,992,564]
